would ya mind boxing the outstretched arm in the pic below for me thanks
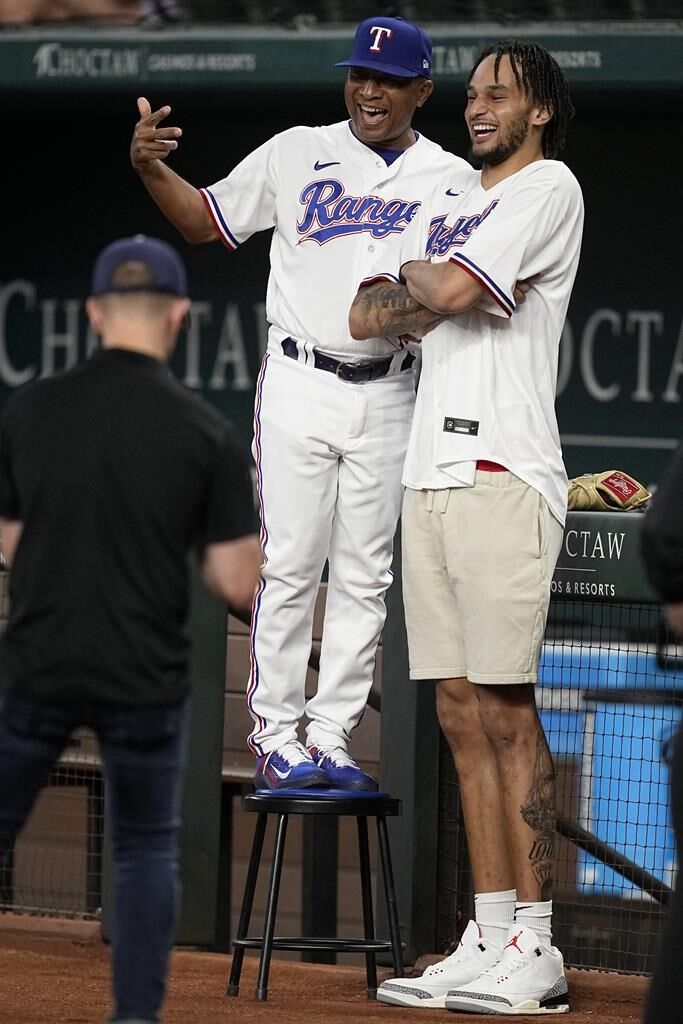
[130,97,217,245]
[348,282,446,341]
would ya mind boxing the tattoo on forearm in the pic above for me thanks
[352,284,441,335]
[520,731,556,900]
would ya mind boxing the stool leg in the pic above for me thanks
[377,814,404,978]
[256,812,289,1001]
[227,811,267,996]
[356,816,378,999]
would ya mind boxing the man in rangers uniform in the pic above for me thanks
[350,40,583,1016]
[130,17,471,790]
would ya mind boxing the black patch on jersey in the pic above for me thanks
[443,417,479,436]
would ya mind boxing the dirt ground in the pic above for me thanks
[0,925,648,1024]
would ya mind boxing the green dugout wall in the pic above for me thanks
[1,22,681,946]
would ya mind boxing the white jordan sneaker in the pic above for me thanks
[377,920,502,1009]
[445,925,569,1015]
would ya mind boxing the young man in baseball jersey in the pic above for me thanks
[350,41,583,1015]
[130,17,472,791]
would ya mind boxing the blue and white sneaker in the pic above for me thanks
[254,740,329,790]
[309,745,378,791]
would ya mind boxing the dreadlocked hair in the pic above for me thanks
[469,41,574,159]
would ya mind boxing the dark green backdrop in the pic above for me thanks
[2,86,680,486]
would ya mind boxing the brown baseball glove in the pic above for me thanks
[567,470,651,512]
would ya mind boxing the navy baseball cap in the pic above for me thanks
[336,16,432,79]
[91,234,188,298]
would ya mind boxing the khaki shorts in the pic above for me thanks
[401,471,564,684]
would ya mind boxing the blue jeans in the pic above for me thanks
[0,691,190,1024]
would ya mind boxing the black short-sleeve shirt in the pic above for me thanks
[0,347,257,707]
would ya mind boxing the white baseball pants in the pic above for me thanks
[247,350,415,755]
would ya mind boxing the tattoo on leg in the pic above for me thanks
[520,731,556,900]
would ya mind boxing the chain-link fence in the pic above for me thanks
[437,599,682,973]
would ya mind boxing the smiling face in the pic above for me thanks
[344,67,434,150]
[465,53,550,175]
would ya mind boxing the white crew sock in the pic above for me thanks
[474,889,516,948]
[515,899,553,949]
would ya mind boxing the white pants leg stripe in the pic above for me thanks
[246,352,270,753]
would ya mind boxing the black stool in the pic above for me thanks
[227,790,404,1001]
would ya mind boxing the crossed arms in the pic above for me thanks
[349,261,494,340]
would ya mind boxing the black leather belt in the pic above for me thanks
[281,337,414,383]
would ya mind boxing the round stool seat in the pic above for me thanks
[246,790,401,817]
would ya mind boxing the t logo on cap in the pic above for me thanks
[369,25,393,52]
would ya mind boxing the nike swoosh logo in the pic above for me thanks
[445,188,462,196]
[314,160,341,170]
[516,905,532,911]
[269,763,292,779]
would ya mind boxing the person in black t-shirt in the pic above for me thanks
[0,235,260,1024]
[641,442,683,1024]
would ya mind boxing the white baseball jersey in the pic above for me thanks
[200,120,469,361]
[397,159,584,526]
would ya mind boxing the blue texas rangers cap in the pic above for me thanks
[335,16,432,79]
[91,234,188,298]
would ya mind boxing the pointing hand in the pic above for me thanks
[130,96,183,172]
